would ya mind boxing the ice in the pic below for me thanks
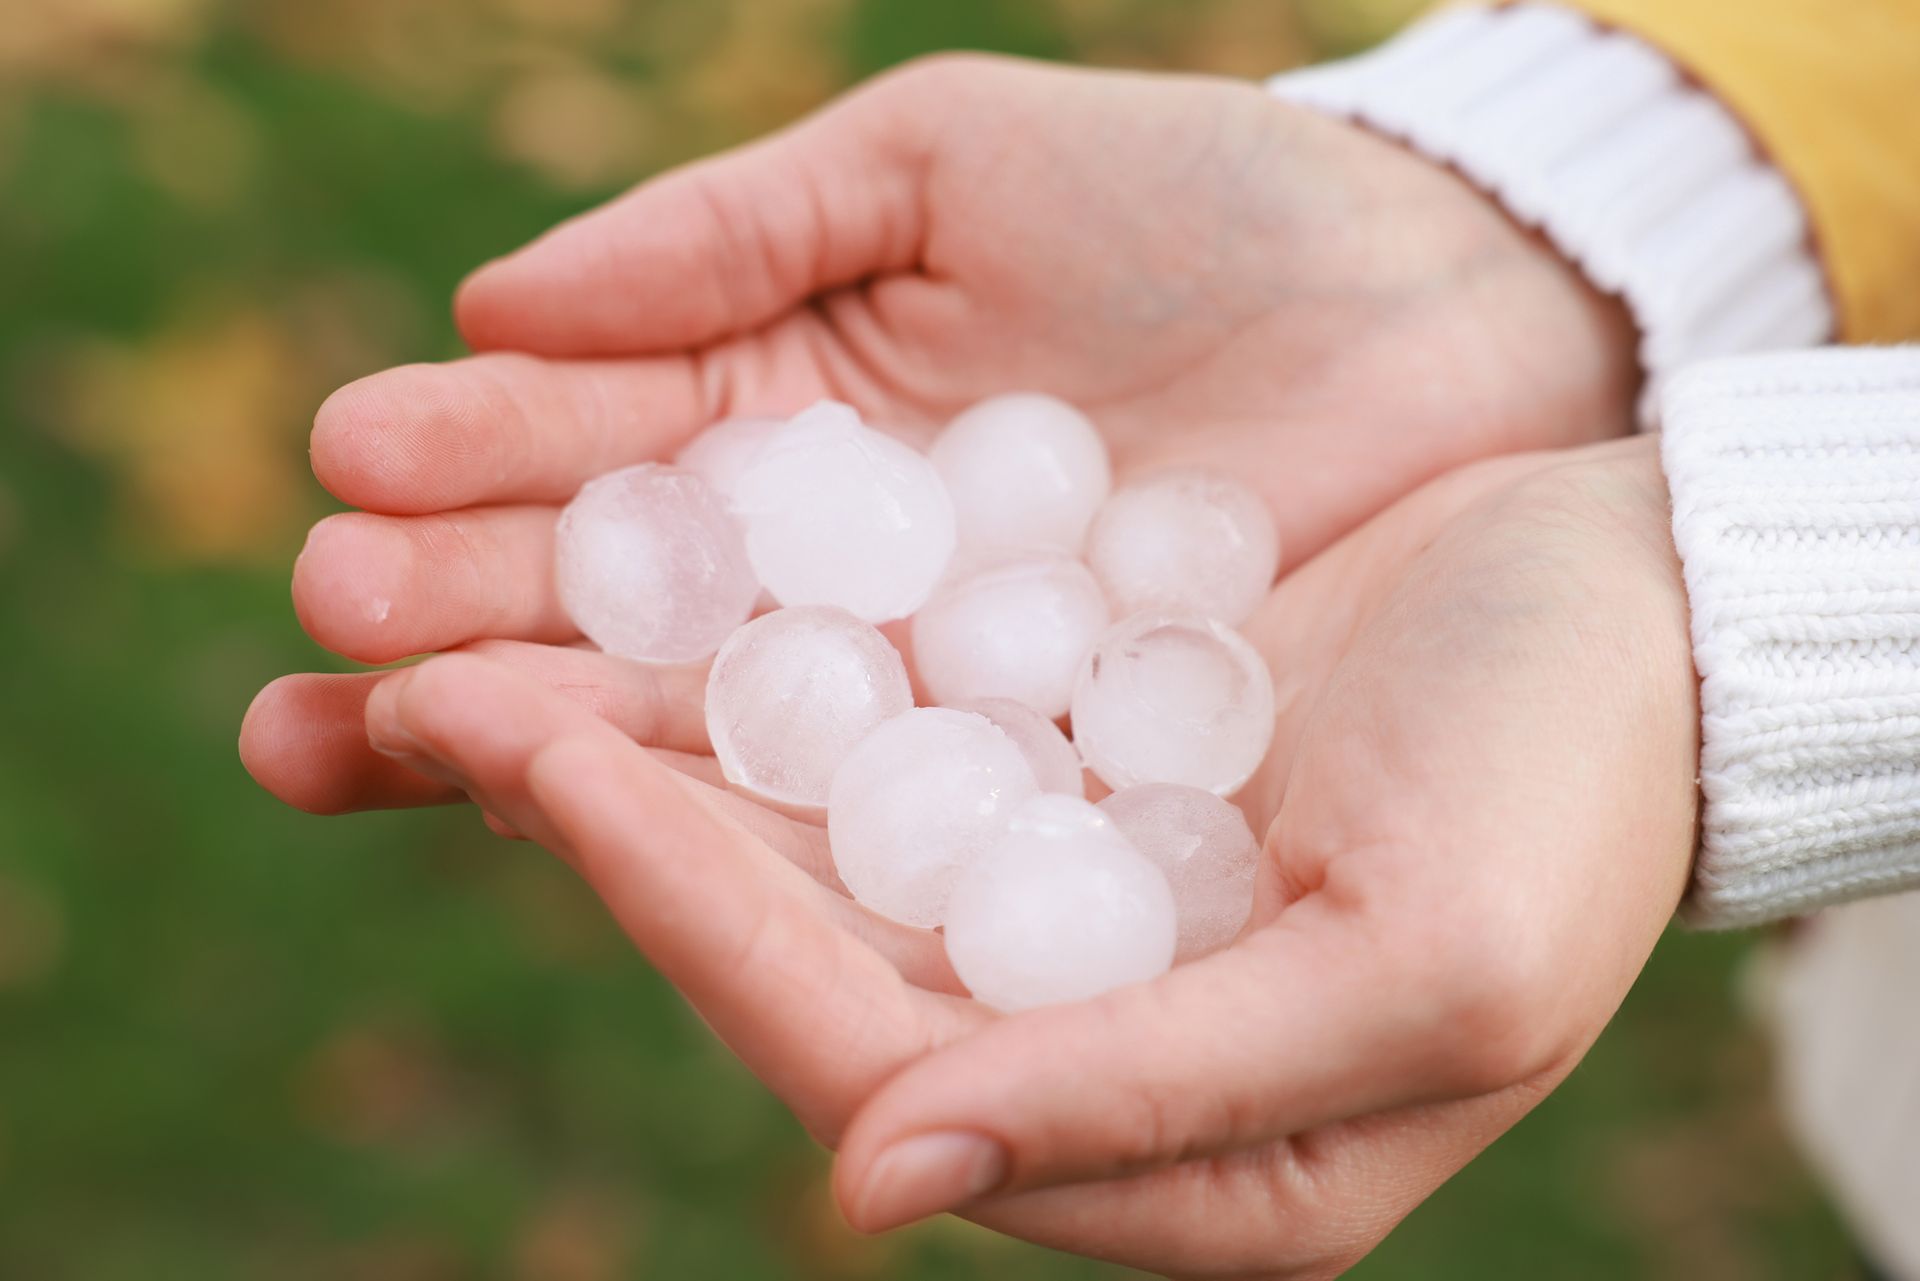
[930,393,1111,566]
[828,708,1039,927]
[1070,613,1276,796]
[672,416,781,503]
[950,697,1084,797]
[944,794,1176,1011]
[1098,784,1259,961]
[911,554,1109,719]
[1085,468,1279,625]
[705,605,913,817]
[554,463,760,664]
[732,401,956,622]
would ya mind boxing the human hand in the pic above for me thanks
[242,53,1637,810]
[341,432,1697,1278]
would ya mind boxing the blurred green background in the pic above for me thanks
[0,0,1860,1276]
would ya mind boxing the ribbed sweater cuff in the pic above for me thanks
[1269,3,1835,418]
[1662,348,1920,927]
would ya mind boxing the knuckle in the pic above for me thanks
[856,50,1018,119]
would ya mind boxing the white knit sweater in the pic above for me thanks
[1271,5,1920,928]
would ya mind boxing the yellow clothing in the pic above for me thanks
[1553,0,1920,343]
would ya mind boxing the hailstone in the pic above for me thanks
[1099,783,1260,961]
[944,795,1176,1011]
[828,708,1039,928]
[705,605,912,817]
[554,463,759,664]
[911,554,1109,719]
[732,401,955,622]
[1085,468,1279,624]
[1070,613,1276,796]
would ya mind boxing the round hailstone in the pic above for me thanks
[951,697,1084,797]
[1085,468,1280,625]
[911,555,1109,719]
[732,400,956,622]
[828,708,1039,928]
[672,416,782,503]
[1070,613,1275,796]
[930,393,1111,566]
[554,463,760,664]
[944,794,1176,1011]
[1099,784,1260,961]
[705,605,913,817]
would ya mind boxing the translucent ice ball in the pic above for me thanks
[1070,613,1276,796]
[911,554,1109,719]
[828,708,1040,928]
[672,416,782,503]
[945,794,1176,1012]
[930,393,1111,566]
[1085,468,1279,625]
[1099,783,1260,961]
[733,401,956,623]
[705,605,913,817]
[554,463,760,664]
[950,697,1084,797]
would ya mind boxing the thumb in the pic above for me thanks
[454,57,988,356]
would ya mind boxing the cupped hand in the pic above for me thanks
[243,53,1637,809]
[332,432,1697,1278]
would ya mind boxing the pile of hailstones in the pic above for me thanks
[556,395,1279,1012]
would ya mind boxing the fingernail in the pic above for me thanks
[851,1132,1008,1232]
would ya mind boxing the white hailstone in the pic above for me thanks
[1071,613,1276,796]
[930,393,1111,565]
[951,697,1084,797]
[1098,784,1260,962]
[828,708,1039,928]
[944,794,1176,1011]
[554,463,760,665]
[705,605,913,817]
[1085,468,1280,625]
[911,554,1109,719]
[732,400,956,622]
[672,416,782,503]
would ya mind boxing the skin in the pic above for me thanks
[241,57,1698,1278]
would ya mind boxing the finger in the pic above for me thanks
[451,58,971,355]
[311,352,712,515]
[834,893,1477,1232]
[240,642,714,814]
[482,811,526,840]
[292,505,568,663]
[241,672,457,814]
[365,655,978,1133]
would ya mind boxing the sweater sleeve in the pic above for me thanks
[1275,1,1920,349]
[1661,348,1920,927]
[1556,0,1920,346]
[1268,4,1836,413]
